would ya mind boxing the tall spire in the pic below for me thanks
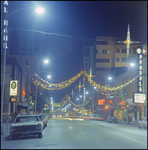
[115,24,142,60]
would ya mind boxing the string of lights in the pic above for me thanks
[84,73,139,94]
[32,71,83,90]
[32,71,139,97]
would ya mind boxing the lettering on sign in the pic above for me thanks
[134,93,146,103]
[136,48,144,93]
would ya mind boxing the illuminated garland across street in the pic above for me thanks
[46,94,91,112]
[32,71,139,95]
[32,71,83,90]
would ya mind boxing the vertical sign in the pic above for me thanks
[83,87,86,102]
[3,1,8,50]
[136,47,146,93]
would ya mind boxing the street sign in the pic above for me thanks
[53,103,61,107]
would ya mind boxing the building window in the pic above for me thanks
[116,58,120,62]
[98,49,109,54]
[85,58,88,61]
[96,59,110,63]
[96,41,108,45]
[107,50,110,54]
[98,49,103,54]
[85,63,88,66]
[117,49,120,53]
[122,58,127,62]
[103,50,107,54]
[122,49,126,53]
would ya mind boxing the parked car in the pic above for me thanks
[37,114,48,129]
[138,117,147,129]
[108,116,118,123]
[10,114,44,139]
[92,114,104,121]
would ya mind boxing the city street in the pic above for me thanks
[1,118,147,149]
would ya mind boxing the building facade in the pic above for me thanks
[82,36,146,119]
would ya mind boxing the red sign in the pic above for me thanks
[105,99,112,105]
[120,101,126,105]
[98,99,105,105]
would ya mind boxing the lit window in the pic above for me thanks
[98,49,103,54]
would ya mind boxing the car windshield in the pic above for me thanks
[15,116,38,123]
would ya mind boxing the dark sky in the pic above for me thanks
[4,1,147,103]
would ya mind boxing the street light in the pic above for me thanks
[1,1,44,133]
[108,77,112,80]
[47,75,51,79]
[130,63,135,67]
[44,59,49,64]
[36,7,44,14]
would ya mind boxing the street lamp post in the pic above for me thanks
[35,59,50,114]
[27,67,31,115]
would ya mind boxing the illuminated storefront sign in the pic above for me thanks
[105,99,112,105]
[136,47,146,93]
[133,93,146,103]
[10,80,18,96]
[10,97,17,102]
[98,99,105,105]
[120,101,126,105]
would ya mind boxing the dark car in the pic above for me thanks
[108,116,118,123]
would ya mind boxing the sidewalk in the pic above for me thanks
[118,120,138,125]
[104,119,138,125]
[1,122,12,141]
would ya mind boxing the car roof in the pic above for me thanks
[16,114,40,117]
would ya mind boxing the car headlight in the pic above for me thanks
[36,124,41,129]
[10,126,14,132]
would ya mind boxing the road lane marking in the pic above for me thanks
[80,131,85,134]
[94,140,102,146]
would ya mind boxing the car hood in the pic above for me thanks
[11,121,42,127]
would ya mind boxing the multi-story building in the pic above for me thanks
[1,27,45,121]
[82,36,145,118]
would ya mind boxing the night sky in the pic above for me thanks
[5,1,147,103]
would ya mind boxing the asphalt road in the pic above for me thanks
[1,118,147,149]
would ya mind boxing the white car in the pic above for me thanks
[10,114,44,139]
[138,117,147,129]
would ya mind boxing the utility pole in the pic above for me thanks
[35,77,38,114]
[27,67,30,115]
[1,1,8,135]
[121,82,123,122]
